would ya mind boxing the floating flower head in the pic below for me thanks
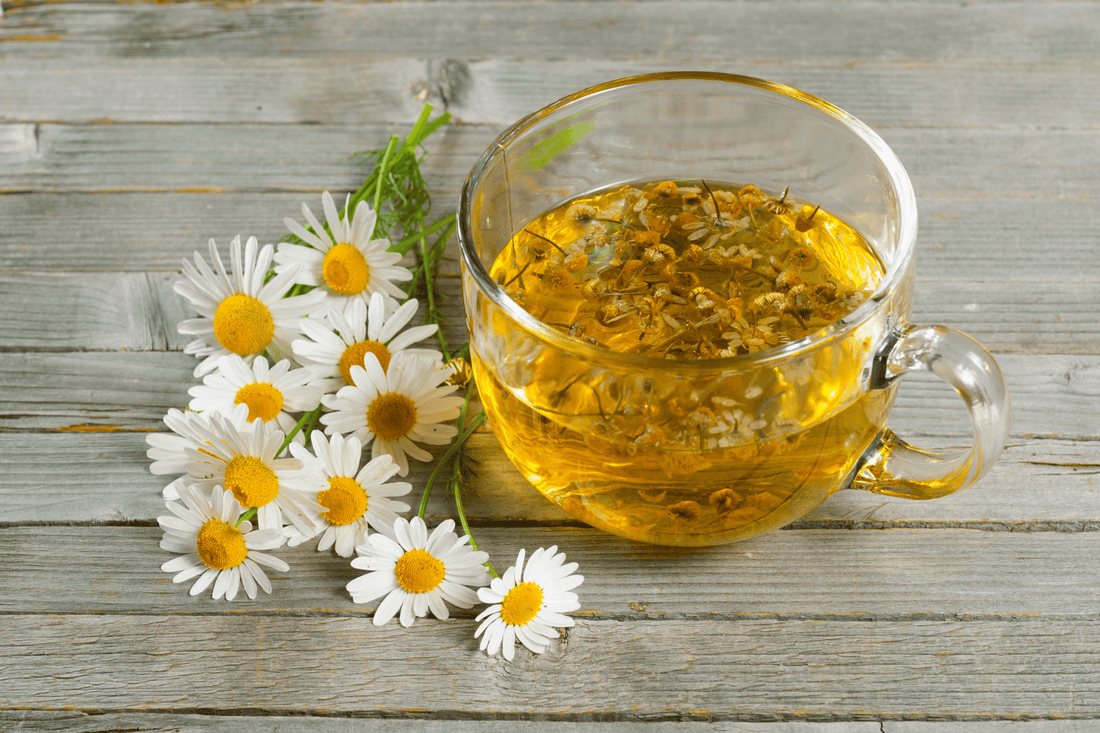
[475,546,583,660]
[276,191,412,316]
[292,292,441,390]
[285,432,413,557]
[147,403,323,535]
[175,235,326,377]
[319,352,464,476]
[187,354,330,439]
[347,516,491,627]
[158,484,289,601]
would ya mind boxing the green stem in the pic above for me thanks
[434,218,457,348]
[236,508,257,528]
[416,402,484,518]
[401,105,449,156]
[371,136,401,215]
[402,105,433,155]
[393,213,455,256]
[277,404,323,457]
[418,232,447,361]
[452,456,498,579]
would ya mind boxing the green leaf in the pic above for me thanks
[517,119,597,172]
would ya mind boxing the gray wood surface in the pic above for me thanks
[2,0,1096,728]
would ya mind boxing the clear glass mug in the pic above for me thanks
[457,72,1010,547]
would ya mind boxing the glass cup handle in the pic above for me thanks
[851,325,1011,499]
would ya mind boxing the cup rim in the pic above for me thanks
[457,71,918,371]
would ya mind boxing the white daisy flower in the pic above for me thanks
[292,291,441,390]
[475,546,584,661]
[284,432,413,557]
[319,352,464,476]
[276,191,412,316]
[346,516,491,627]
[175,234,326,378]
[147,403,324,535]
[146,403,251,482]
[187,354,330,440]
[158,483,289,601]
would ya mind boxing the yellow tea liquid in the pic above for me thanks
[476,180,893,545]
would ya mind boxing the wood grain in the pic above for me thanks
[1,431,1095,527]
[1,0,1095,725]
[2,613,1097,718]
[3,1,1099,64]
[0,351,1093,438]
[2,123,1099,200]
[1,194,1093,285]
[0,711,887,733]
[0,272,193,351]
[3,525,1099,617]
[0,272,1088,359]
[3,57,1099,130]
[4,715,1095,733]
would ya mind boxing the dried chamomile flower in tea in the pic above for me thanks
[490,180,883,359]
[478,180,890,545]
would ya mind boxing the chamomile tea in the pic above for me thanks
[473,179,893,545]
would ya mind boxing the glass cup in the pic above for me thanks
[457,72,1010,547]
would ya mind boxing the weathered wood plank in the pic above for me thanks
[1,352,1093,440]
[5,715,1094,733]
[0,192,348,272]
[3,1,1099,64]
[0,268,1088,355]
[7,716,1095,733]
[887,353,1100,441]
[0,271,466,352]
[0,272,192,351]
[912,197,1098,286]
[2,123,1099,200]
[1,194,1092,286]
[0,711,885,733]
[0,122,487,194]
[3,526,1099,617]
[464,434,1100,529]
[2,614,1097,718]
[437,59,1100,130]
[0,58,435,126]
[3,57,1099,130]
[0,352,194,428]
[0,429,536,525]
[0,0,1091,725]
[0,431,1094,526]
[888,725,1100,733]
[908,281,1099,356]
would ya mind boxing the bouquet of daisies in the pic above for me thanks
[146,106,582,661]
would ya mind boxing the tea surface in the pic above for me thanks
[490,180,884,358]
[476,180,892,545]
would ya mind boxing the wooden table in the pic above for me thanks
[2,1,1098,729]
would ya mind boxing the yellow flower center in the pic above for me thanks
[318,476,368,526]
[196,518,248,570]
[234,382,284,423]
[322,242,370,295]
[394,548,445,594]
[223,455,279,508]
[213,293,275,356]
[367,392,418,441]
[339,340,391,384]
[500,581,544,627]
